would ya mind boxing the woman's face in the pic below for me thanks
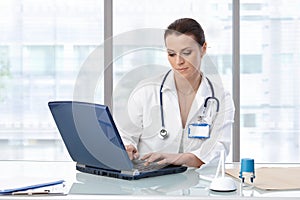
[165,34,206,80]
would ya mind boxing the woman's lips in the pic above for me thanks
[176,67,188,72]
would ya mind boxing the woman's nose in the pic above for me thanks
[176,54,184,65]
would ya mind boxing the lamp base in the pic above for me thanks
[210,177,237,192]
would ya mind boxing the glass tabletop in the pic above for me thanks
[0,161,299,198]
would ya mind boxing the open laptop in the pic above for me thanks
[48,101,187,180]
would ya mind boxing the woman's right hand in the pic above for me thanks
[125,144,139,160]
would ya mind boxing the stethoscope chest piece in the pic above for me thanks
[159,128,168,139]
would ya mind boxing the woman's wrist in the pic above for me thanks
[181,153,204,168]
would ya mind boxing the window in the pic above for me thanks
[242,113,256,128]
[0,0,103,160]
[240,0,300,162]
[1,0,299,163]
[0,46,10,102]
[241,55,262,74]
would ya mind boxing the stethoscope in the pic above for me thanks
[159,69,220,139]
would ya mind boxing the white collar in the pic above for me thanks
[161,70,211,98]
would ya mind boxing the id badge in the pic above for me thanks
[188,123,210,139]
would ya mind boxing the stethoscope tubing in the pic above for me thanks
[159,70,219,139]
[159,69,172,129]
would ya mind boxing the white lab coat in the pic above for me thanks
[118,70,235,165]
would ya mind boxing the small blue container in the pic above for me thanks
[239,158,255,183]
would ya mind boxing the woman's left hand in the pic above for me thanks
[141,152,204,168]
[141,153,182,166]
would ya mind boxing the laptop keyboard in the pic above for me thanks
[132,159,169,172]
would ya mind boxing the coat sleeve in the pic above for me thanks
[190,90,235,165]
[118,86,144,149]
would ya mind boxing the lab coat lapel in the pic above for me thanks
[161,70,182,131]
[186,76,210,126]
[160,70,176,93]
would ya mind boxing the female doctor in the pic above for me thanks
[120,18,235,168]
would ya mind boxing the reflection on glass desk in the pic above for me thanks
[69,163,300,198]
[0,161,300,199]
[70,169,204,195]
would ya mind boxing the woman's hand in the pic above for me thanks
[125,144,139,160]
[141,152,204,168]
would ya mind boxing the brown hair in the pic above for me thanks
[164,18,205,46]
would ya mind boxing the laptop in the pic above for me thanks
[48,101,187,180]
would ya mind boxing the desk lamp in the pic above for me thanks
[209,150,237,192]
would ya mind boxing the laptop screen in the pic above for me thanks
[48,101,133,171]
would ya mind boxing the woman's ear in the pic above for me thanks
[201,42,207,58]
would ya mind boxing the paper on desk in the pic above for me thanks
[226,166,300,191]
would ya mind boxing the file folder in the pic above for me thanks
[226,167,300,190]
[0,179,65,195]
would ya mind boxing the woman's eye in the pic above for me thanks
[182,51,191,56]
[168,53,176,57]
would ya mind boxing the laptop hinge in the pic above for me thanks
[76,163,86,168]
[121,169,140,176]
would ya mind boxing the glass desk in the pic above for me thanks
[0,161,299,199]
